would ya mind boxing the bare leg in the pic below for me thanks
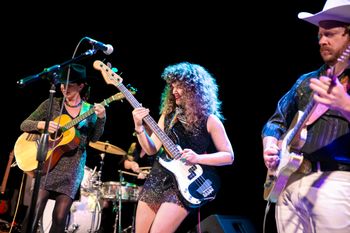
[150,203,188,233]
[135,201,156,233]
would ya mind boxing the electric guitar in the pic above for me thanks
[14,92,132,174]
[0,150,14,215]
[263,45,350,203]
[93,60,220,208]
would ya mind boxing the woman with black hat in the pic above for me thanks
[20,63,106,233]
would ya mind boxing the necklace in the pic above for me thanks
[65,100,82,108]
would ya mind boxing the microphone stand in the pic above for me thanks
[17,49,97,88]
[22,49,98,233]
[26,83,55,233]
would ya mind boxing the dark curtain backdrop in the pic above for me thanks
[0,1,325,232]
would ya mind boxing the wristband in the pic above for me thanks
[134,127,145,135]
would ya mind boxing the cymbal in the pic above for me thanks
[89,141,126,155]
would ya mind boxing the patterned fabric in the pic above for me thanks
[20,97,105,199]
[138,112,216,211]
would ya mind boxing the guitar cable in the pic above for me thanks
[262,200,271,233]
[8,172,26,233]
[196,207,202,233]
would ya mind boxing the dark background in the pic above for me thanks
[0,1,327,233]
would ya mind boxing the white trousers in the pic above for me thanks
[276,171,350,233]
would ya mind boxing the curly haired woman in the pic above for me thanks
[131,62,234,233]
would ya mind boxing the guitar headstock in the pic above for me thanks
[93,60,123,87]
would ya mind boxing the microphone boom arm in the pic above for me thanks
[17,49,96,88]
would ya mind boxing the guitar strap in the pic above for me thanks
[77,101,91,129]
[168,111,178,130]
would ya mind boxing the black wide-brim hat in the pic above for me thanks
[58,63,87,83]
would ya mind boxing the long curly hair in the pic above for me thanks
[159,62,223,132]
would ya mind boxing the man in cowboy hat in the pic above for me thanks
[262,0,350,232]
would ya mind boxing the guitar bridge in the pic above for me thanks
[197,179,214,197]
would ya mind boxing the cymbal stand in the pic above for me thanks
[113,170,124,233]
[96,153,105,189]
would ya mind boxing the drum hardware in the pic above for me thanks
[95,153,105,188]
[111,170,138,233]
[116,170,124,233]
[81,166,98,192]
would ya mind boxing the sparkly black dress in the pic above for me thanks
[20,97,106,200]
[138,111,216,211]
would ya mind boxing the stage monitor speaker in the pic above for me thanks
[194,214,256,233]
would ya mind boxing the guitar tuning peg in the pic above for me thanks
[126,84,137,93]
[106,61,111,68]
[112,67,118,73]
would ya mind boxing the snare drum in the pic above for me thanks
[100,182,139,202]
[100,181,121,200]
[120,182,139,202]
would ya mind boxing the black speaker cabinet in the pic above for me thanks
[192,214,256,233]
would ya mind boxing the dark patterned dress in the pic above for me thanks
[20,97,106,199]
[138,111,216,211]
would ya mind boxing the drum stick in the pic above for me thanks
[117,170,139,177]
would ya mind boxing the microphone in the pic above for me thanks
[84,37,114,55]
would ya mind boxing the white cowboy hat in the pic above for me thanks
[298,0,350,26]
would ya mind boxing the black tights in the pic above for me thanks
[33,189,73,233]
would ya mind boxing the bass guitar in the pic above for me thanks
[93,60,220,208]
[263,45,350,203]
[14,92,131,174]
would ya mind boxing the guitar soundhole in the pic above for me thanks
[50,129,62,140]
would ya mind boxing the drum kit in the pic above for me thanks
[40,140,151,233]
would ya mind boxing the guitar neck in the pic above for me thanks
[1,151,14,194]
[117,84,181,159]
[61,93,125,131]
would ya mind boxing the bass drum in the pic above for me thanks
[40,191,101,233]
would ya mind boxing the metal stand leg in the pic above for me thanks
[118,190,122,233]
[112,194,122,233]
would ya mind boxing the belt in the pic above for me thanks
[298,159,350,174]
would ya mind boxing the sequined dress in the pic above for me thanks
[138,111,216,211]
[20,97,105,199]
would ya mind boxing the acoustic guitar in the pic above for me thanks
[14,92,131,174]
